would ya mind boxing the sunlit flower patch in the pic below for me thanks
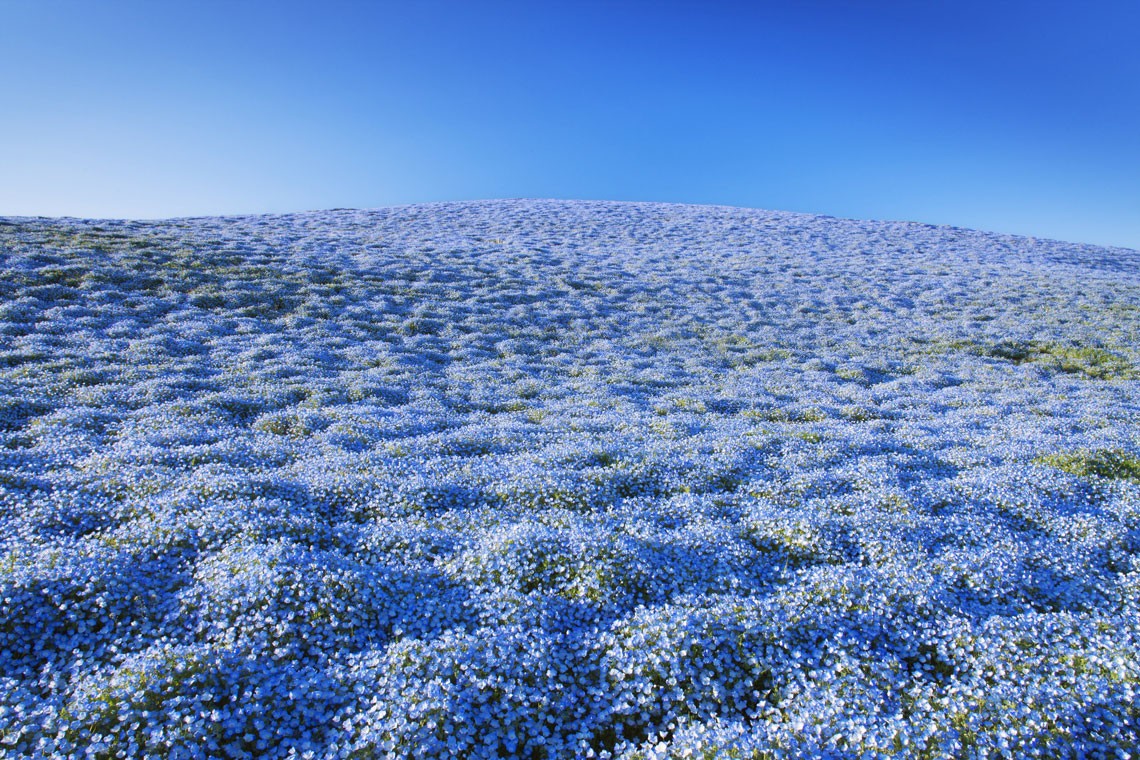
[1,200,1138,757]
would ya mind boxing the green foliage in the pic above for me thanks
[1028,343,1134,379]
[1035,449,1140,483]
[954,340,1134,380]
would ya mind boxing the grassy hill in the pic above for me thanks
[1,200,1138,757]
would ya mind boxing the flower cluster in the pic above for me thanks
[1,200,1138,757]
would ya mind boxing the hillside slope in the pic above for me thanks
[1,200,1138,757]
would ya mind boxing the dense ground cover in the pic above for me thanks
[0,199,1138,758]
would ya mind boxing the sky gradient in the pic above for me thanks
[2,0,1138,249]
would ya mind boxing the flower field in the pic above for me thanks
[1,199,1138,758]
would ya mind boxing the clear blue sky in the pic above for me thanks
[2,0,1138,249]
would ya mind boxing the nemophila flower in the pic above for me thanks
[0,200,1137,756]
[0,538,178,674]
[176,537,459,659]
[22,642,350,758]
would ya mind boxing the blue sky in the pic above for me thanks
[2,0,1138,249]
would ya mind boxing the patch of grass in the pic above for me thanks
[948,339,1134,380]
[1034,449,1140,484]
[838,405,888,422]
[742,407,827,424]
[797,407,827,423]
[1026,343,1133,379]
